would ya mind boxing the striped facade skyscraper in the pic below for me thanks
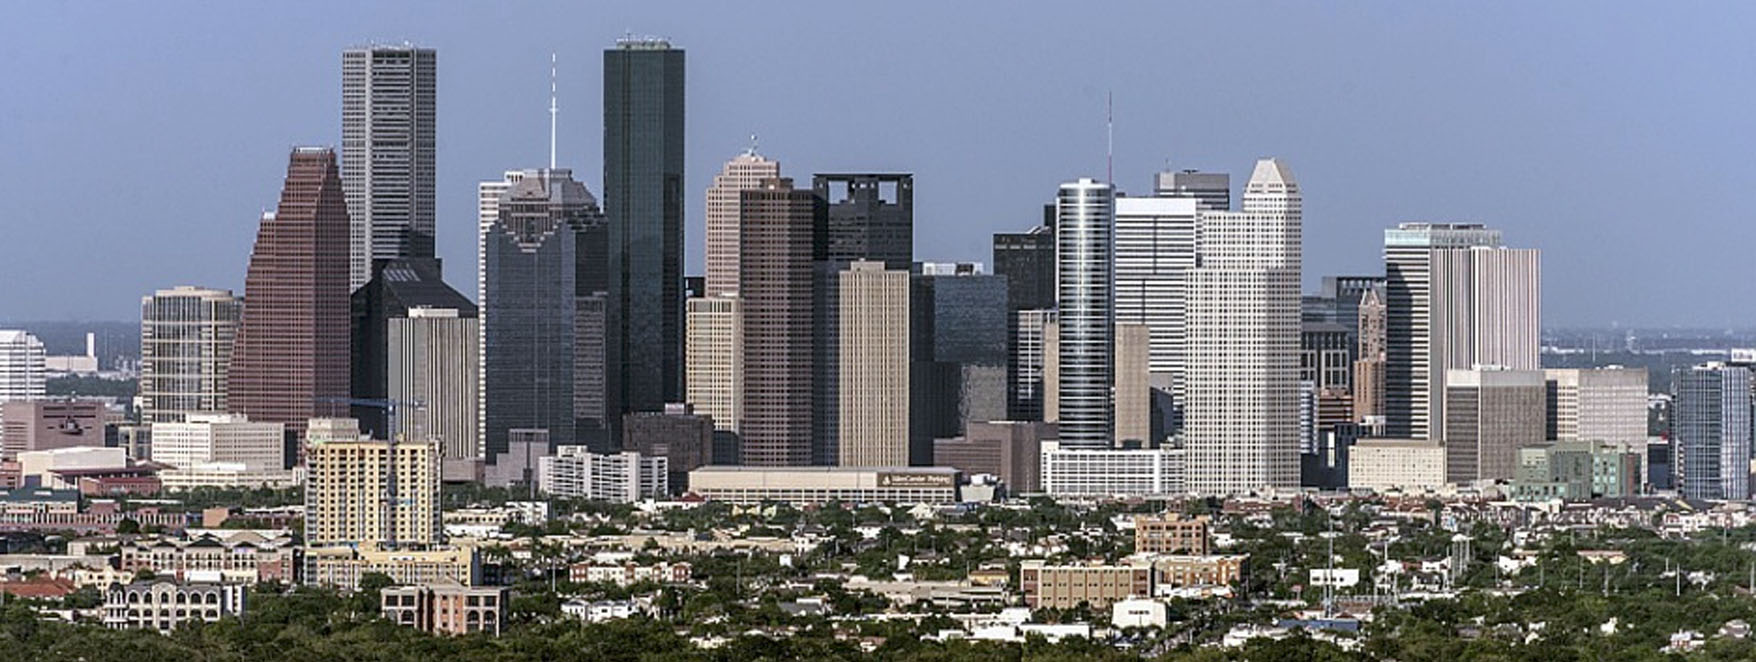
[140,286,242,424]
[1053,178,1114,449]
[1383,223,1539,439]
[341,44,437,291]
[1184,159,1302,495]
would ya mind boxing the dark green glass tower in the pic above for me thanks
[604,38,685,418]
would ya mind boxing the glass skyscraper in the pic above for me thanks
[603,38,686,414]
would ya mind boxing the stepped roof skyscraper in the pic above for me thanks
[229,147,352,439]
[1184,159,1302,495]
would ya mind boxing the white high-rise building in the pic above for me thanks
[1054,178,1114,449]
[0,331,46,405]
[139,286,242,424]
[1184,159,1302,495]
[704,150,781,298]
[1383,223,1539,439]
[341,44,438,290]
[1114,196,1199,402]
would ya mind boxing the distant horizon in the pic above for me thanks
[5,2,1754,326]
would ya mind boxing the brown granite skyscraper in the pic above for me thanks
[229,147,352,439]
[737,178,822,466]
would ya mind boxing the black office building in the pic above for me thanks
[813,174,913,270]
[604,38,685,415]
[350,257,476,439]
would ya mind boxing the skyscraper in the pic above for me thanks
[388,307,479,463]
[705,150,780,298]
[350,258,475,441]
[1114,323,1152,446]
[1010,309,1059,423]
[911,263,1009,451]
[229,147,352,439]
[341,45,437,291]
[994,220,1057,422]
[1113,195,1199,407]
[604,38,686,412]
[0,331,45,404]
[836,261,911,466]
[1544,367,1648,447]
[478,168,610,460]
[737,178,822,466]
[1054,178,1114,449]
[814,174,913,269]
[1673,363,1751,501]
[1353,286,1386,421]
[1153,169,1231,211]
[1442,367,1545,483]
[1184,159,1302,495]
[139,287,242,425]
[1384,223,1539,439]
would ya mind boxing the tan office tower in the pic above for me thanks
[1443,367,1545,483]
[1352,286,1386,421]
[140,286,243,424]
[304,418,441,548]
[1115,323,1152,445]
[685,296,741,434]
[1544,367,1647,446]
[389,308,479,461]
[1185,159,1302,495]
[705,150,781,298]
[737,178,820,466]
[835,261,910,466]
[229,148,352,440]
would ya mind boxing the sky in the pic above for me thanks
[1,1,1752,327]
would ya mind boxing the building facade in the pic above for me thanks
[341,44,437,291]
[478,168,610,457]
[705,150,781,297]
[537,446,667,502]
[387,308,479,461]
[1055,179,1115,449]
[149,413,287,485]
[1184,159,1302,495]
[1442,368,1546,483]
[687,466,959,505]
[139,287,241,424]
[1347,439,1446,492]
[228,148,352,440]
[1113,195,1199,405]
[1,400,105,461]
[304,420,441,547]
[1040,441,1185,497]
[604,38,686,412]
[836,261,911,466]
[382,583,507,636]
[1674,363,1752,500]
[1384,223,1539,439]
[103,580,246,632]
[737,178,821,466]
[1544,367,1648,446]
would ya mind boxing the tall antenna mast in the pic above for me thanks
[549,52,558,169]
[1106,90,1113,185]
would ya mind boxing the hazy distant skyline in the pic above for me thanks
[3,1,1753,326]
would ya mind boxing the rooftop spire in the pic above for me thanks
[549,53,558,169]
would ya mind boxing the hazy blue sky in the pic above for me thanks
[2,2,1751,326]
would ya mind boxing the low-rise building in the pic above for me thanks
[562,597,643,623]
[1112,597,1168,628]
[568,561,691,586]
[1347,439,1446,492]
[118,532,297,584]
[538,447,667,502]
[102,580,247,631]
[381,582,506,636]
[1019,559,1153,610]
[1149,554,1246,589]
[1134,514,1211,555]
[687,466,960,505]
[303,545,479,591]
[1040,442,1185,497]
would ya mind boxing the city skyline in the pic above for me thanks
[5,3,1751,325]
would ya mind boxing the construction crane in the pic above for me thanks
[316,397,426,549]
